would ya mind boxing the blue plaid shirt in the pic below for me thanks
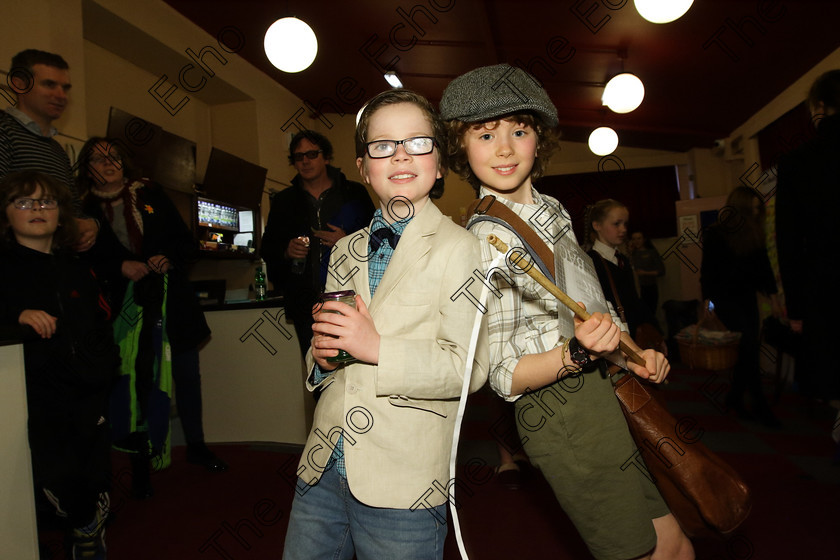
[313,209,412,477]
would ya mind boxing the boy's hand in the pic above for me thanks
[311,332,340,371]
[312,296,380,365]
[19,309,58,338]
[312,224,346,248]
[310,303,340,371]
[627,348,670,383]
[572,302,620,356]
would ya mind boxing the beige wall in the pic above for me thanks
[83,40,211,147]
[0,344,39,559]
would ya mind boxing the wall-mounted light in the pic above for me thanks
[634,0,694,24]
[588,127,619,156]
[602,73,645,114]
[264,17,318,73]
[384,71,403,88]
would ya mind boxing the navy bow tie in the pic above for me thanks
[369,227,401,251]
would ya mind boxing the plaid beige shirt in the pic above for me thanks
[468,187,622,401]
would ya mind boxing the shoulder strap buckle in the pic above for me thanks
[474,195,496,215]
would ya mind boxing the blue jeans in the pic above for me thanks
[282,465,448,560]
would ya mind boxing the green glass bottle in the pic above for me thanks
[255,264,267,301]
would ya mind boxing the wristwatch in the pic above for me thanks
[568,337,593,370]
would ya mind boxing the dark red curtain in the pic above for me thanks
[536,165,680,242]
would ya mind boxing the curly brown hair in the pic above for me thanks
[1,170,79,250]
[445,112,560,195]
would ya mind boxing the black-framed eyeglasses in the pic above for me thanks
[89,155,122,165]
[11,197,59,210]
[292,150,323,162]
[365,137,436,158]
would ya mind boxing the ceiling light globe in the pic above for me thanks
[634,0,694,24]
[264,17,318,73]
[384,72,403,88]
[588,127,619,156]
[602,73,645,114]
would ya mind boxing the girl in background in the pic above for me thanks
[585,199,663,350]
[701,186,781,427]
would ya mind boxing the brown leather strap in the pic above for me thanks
[467,195,555,282]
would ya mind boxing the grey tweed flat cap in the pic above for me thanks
[439,63,559,127]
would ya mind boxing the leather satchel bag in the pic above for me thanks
[468,195,752,538]
[613,372,752,537]
[599,253,752,537]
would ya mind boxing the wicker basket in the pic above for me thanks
[677,339,739,371]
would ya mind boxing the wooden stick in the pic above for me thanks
[487,234,646,367]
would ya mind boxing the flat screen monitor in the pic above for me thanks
[197,197,239,231]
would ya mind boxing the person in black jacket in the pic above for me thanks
[776,70,840,452]
[776,70,840,397]
[261,131,375,354]
[701,186,781,427]
[76,137,226,500]
[1,170,117,558]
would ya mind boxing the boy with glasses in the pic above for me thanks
[0,170,118,559]
[282,88,488,560]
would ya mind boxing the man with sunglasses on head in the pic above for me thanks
[261,130,374,355]
[1,49,99,251]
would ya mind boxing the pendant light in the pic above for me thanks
[634,0,694,24]
[602,72,645,114]
[588,127,619,156]
[264,17,318,73]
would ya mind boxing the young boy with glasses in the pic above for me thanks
[0,170,118,559]
[282,89,488,560]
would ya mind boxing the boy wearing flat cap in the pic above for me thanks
[440,64,694,560]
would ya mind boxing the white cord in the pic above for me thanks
[448,253,506,560]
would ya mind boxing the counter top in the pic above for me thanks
[200,295,285,312]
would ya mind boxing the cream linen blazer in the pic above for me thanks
[297,201,489,509]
